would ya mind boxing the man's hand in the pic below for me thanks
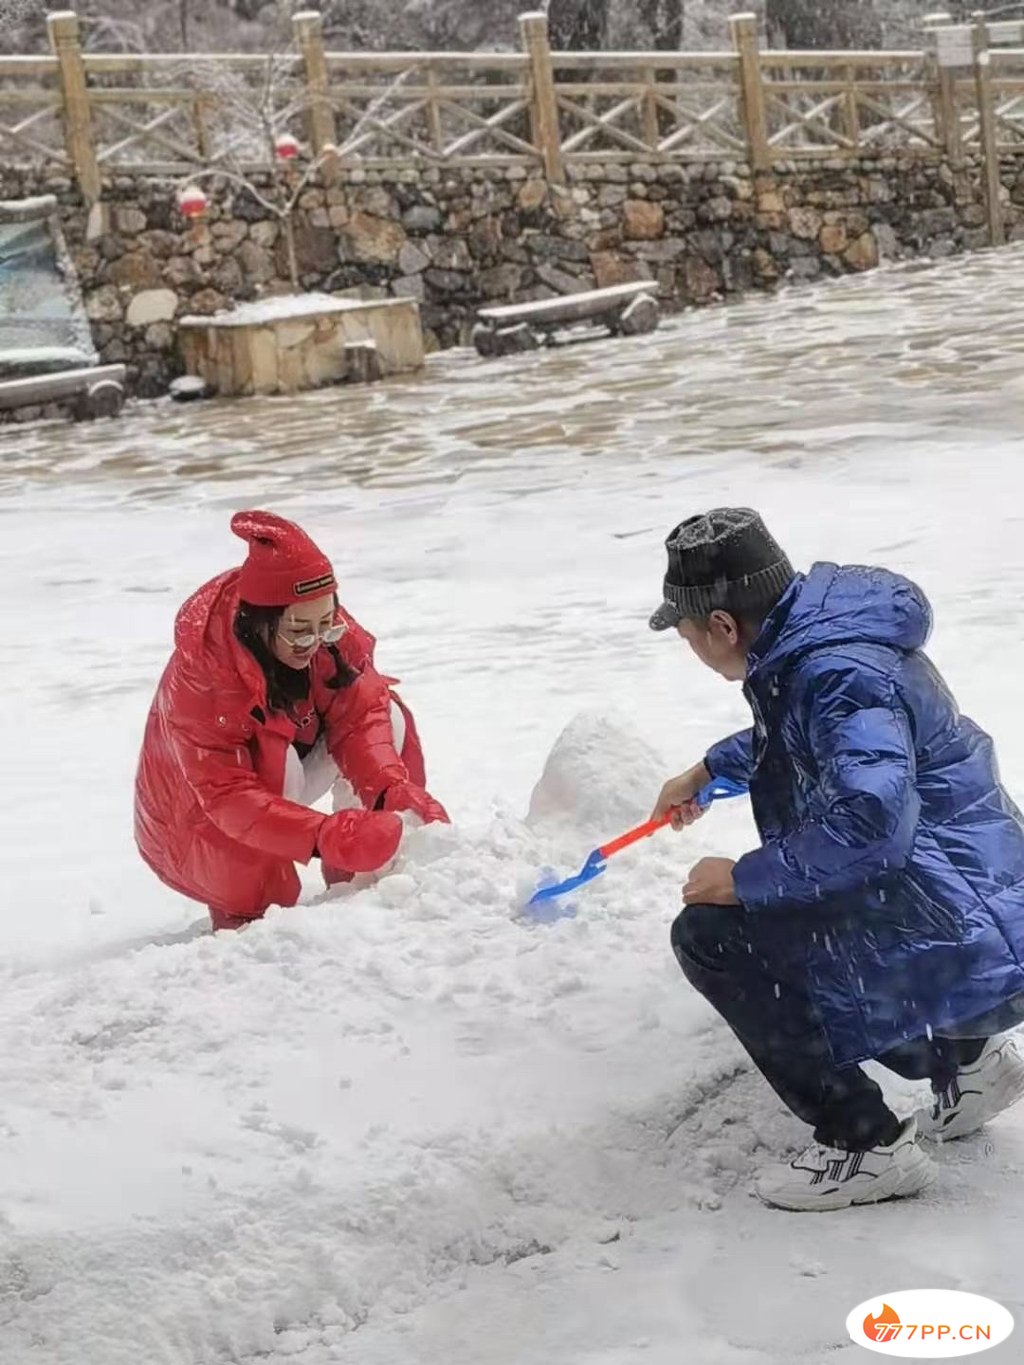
[652,761,711,830]
[683,857,739,906]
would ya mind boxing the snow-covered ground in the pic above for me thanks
[4,250,1024,1362]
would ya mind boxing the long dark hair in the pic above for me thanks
[234,599,357,716]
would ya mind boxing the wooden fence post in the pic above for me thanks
[519,12,565,184]
[973,16,1005,246]
[730,12,770,172]
[642,64,660,152]
[931,24,972,165]
[841,63,861,150]
[425,66,444,155]
[47,10,101,203]
[929,35,957,164]
[293,10,337,165]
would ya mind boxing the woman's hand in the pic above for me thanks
[317,809,403,872]
[382,781,450,826]
[651,761,711,830]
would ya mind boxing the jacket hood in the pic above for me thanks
[173,569,264,696]
[750,562,933,674]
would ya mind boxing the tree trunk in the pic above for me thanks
[547,0,609,50]
[767,0,883,49]
[638,0,686,51]
[282,214,299,291]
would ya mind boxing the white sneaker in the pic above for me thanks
[754,1119,937,1212]
[916,1036,1024,1143]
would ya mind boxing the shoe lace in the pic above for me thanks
[931,1075,962,1119]
[795,1138,840,1168]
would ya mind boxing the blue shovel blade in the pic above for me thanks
[527,850,606,907]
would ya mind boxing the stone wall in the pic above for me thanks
[2,150,1022,399]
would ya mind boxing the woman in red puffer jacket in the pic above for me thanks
[135,509,448,930]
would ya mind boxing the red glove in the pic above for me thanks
[381,781,450,826]
[316,809,402,873]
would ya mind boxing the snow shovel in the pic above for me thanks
[524,775,748,917]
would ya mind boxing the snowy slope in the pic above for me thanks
[4,250,1024,1361]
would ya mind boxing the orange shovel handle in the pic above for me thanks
[598,811,672,860]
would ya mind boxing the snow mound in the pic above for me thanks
[0,711,768,1363]
[526,712,666,836]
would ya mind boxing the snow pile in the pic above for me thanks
[526,711,667,836]
[0,714,770,1364]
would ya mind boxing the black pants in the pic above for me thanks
[671,902,989,1151]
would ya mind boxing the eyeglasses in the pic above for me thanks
[277,621,347,651]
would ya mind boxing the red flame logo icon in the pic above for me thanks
[863,1303,902,1342]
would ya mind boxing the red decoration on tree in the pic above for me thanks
[274,133,301,161]
[177,185,208,220]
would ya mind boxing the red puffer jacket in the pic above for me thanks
[134,569,425,924]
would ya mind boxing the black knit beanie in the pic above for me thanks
[649,508,795,631]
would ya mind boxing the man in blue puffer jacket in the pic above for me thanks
[650,508,1024,1211]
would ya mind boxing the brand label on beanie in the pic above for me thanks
[293,573,336,598]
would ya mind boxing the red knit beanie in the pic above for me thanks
[231,510,336,607]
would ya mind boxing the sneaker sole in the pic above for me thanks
[755,1148,938,1213]
[918,1058,1024,1143]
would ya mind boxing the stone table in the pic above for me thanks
[177,292,425,397]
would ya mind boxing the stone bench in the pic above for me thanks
[0,361,126,419]
[472,281,660,357]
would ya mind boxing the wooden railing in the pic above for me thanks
[4,9,1024,208]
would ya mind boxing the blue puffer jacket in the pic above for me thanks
[706,563,1024,1066]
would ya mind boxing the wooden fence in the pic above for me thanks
[4,9,1024,227]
